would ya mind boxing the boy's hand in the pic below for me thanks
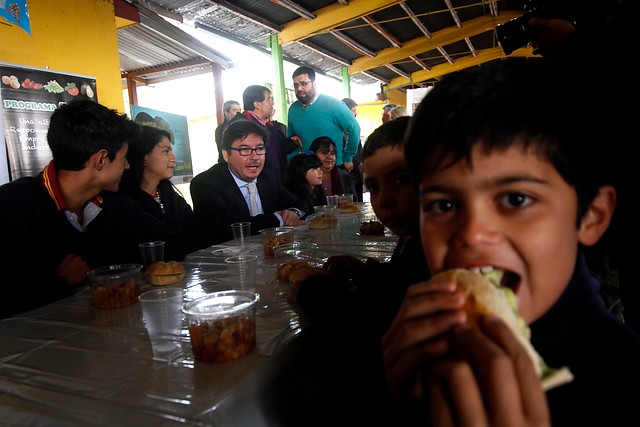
[428,316,550,427]
[381,276,467,412]
[54,254,90,286]
[323,255,366,283]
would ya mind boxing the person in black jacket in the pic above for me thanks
[121,125,210,252]
[227,85,301,182]
[0,100,186,319]
[287,116,430,426]
[383,59,640,426]
[190,120,306,244]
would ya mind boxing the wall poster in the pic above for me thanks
[131,105,194,184]
[0,62,97,181]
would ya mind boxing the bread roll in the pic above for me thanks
[308,213,338,229]
[436,268,573,390]
[339,203,361,213]
[145,261,186,285]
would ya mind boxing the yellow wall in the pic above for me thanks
[356,101,408,143]
[0,0,125,111]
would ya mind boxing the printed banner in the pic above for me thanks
[1,63,97,180]
[131,105,193,184]
[0,0,31,35]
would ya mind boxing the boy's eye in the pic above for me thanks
[501,193,532,209]
[394,174,411,186]
[425,199,455,214]
[365,182,379,193]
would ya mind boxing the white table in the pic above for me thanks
[0,212,398,426]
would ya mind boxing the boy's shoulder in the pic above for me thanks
[0,176,43,205]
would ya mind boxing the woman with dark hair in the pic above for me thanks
[121,125,209,252]
[308,136,356,201]
[283,153,324,216]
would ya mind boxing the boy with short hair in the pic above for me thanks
[0,100,186,319]
[382,59,640,426]
[294,116,430,425]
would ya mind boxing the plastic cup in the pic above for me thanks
[225,254,258,291]
[337,193,354,207]
[138,241,165,269]
[138,287,183,359]
[326,195,339,206]
[183,291,260,363]
[231,222,251,246]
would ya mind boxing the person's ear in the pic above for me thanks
[222,149,230,163]
[577,185,616,246]
[93,150,108,171]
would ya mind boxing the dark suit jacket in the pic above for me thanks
[190,163,306,244]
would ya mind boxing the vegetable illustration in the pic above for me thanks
[65,82,79,96]
[43,80,64,93]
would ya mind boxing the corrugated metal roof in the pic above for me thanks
[118,4,232,84]
[119,0,535,90]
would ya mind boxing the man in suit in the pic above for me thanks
[227,85,301,182]
[191,120,306,245]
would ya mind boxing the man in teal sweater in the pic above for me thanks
[287,66,361,172]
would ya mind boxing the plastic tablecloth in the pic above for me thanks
[0,211,398,426]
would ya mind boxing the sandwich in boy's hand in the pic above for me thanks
[145,260,186,285]
[436,267,573,390]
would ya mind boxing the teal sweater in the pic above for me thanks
[287,94,361,166]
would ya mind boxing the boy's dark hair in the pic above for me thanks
[242,85,270,111]
[293,66,316,81]
[309,136,336,154]
[404,58,608,225]
[222,119,268,150]
[363,116,411,161]
[47,100,141,171]
[121,125,171,193]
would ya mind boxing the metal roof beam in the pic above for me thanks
[385,47,536,90]
[361,15,401,48]
[279,0,403,44]
[272,0,316,20]
[330,30,376,57]
[349,12,520,74]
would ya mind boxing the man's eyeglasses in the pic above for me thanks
[293,80,312,88]
[228,146,267,156]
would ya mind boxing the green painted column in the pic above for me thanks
[268,34,288,125]
[341,66,351,99]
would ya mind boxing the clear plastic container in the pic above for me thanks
[182,291,260,363]
[87,264,142,309]
[259,226,294,257]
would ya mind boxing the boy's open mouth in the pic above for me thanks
[470,266,521,294]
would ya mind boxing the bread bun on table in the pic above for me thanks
[436,268,573,390]
[145,261,186,285]
[308,213,338,230]
[339,203,361,213]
